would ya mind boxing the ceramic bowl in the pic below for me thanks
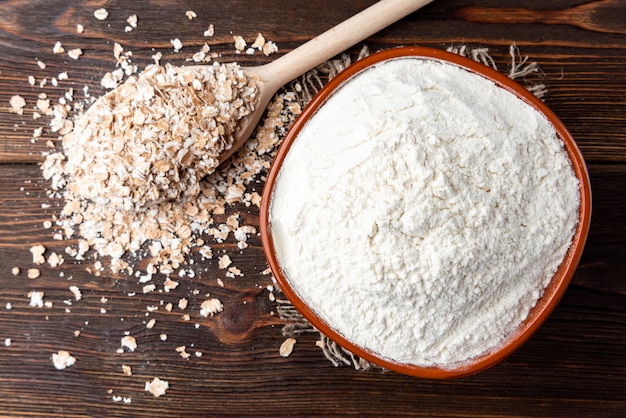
[260,46,591,378]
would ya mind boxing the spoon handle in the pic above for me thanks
[259,0,434,88]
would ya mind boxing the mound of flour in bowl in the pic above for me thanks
[269,57,580,367]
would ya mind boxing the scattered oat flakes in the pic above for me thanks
[112,395,132,403]
[176,345,191,359]
[160,334,167,341]
[143,284,156,294]
[68,48,83,60]
[200,298,223,317]
[53,41,65,54]
[47,252,64,267]
[126,14,138,29]
[76,24,84,33]
[5,338,11,347]
[120,335,137,352]
[178,298,188,310]
[9,95,26,115]
[11,267,20,276]
[43,220,53,229]
[185,10,197,20]
[279,337,296,357]
[171,38,183,52]
[145,377,169,398]
[27,269,41,279]
[93,8,108,20]
[6,303,12,310]
[146,318,156,329]
[28,75,36,86]
[58,72,69,81]
[52,350,76,369]
[36,59,46,69]
[263,41,279,56]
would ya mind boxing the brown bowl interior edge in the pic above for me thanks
[259,46,592,379]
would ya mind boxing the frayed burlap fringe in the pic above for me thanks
[276,43,547,370]
[446,43,547,99]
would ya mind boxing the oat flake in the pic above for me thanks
[52,350,76,369]
[9,95,26,115]
[120,335,137,352]
[145,377,169,397]
[279,338,296,357]
[53,41,65,54]
[200,298,223,317]
[68,48,83,60]
[27,269,41,280]
[93,8,108,20]
[30,244,46,264]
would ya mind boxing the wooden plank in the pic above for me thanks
[1,0,625,416]
[0,163,624,416]
[1,1,625,163]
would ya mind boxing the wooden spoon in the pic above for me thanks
[204,0,434,164]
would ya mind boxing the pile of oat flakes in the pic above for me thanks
[8,7,304,401]
[42,61,261,274]
[41,12,289,277]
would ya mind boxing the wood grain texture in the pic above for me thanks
[1,0,625,416]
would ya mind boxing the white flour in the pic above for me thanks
[269,57,580,367]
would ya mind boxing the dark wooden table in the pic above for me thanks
[1,0,624,416]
